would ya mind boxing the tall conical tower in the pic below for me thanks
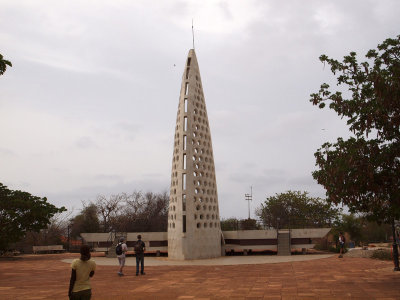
[168,49,221,260]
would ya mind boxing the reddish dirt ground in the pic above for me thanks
[0,253,399,299]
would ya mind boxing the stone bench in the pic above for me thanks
[32,245,65,254]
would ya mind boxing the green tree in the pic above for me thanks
[220,218,239,231]
[310,35,400,269]
[14,214,68,252]
[70,203,100,238]
[256,191,340,229]
[220,217,261,231]
[0,183,66,252]
[331,214,392,246]
[340,214,363,243]
[0,54,12,75]
[361,220,391,243]
[330,214,363,247]
[239,218,261,230]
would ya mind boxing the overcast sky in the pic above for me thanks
[1,0,399,219]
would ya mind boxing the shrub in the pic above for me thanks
[371,249,392,261]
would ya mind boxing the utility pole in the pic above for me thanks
[245,186,252,219]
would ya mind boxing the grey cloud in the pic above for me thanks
[0,148,16,156]
[76,136,97,149]
[1,0,398,219]
[93,174,123,182]
[45,177,170,213]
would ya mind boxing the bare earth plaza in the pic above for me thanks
[0,253,399,299]
[1,2,400,300]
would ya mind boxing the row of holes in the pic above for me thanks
[170,168,217,186]
[183,176,214,192]
[195,213,218,219]
[194,188,217,196]
[172,149,213,163]
[170,178,216,190]
[168,212,218,220]
[169,204,218,214]
[192,138,211,148]
[169,187,216,195]
[192,155,213,164]
[170,162,215,174]
[171,170,215,179]
[193,115,208,126]
[192,131,210,140]
[193,162,215,172]
[173,138,213,154]
[194,196,217,203]
[169,195,217,204]
[168,222,219,229]
[170,194,217,206]
[196,204,218,212]
[194,180,216,188]
[173,123,211,151]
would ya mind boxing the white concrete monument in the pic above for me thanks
[168,49,221,259]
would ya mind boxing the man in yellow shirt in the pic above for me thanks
[68,244,96,300]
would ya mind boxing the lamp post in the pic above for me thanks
[391,219,399,271]
[67,223,71,252]
[245,186,253,220]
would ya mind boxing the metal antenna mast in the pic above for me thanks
[245,186,253,219]
[192,19,195,50]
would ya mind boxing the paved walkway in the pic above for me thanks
[62,254,334,266]
[0,253,399,299]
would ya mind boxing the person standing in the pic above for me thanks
[116,237,128,276]
[134,234,146,276]
[68,244,96,300]
[338,232,346,258]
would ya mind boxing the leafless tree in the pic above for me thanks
[96,194,124,232]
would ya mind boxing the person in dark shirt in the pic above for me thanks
[134,234,146,276]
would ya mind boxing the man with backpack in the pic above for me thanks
[134,234,146,276]
[116,237,128,276]
[338,232,346,258]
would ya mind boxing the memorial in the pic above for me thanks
[167,49,222,259]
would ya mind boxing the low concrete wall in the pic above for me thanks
[291,228,331,238]
[81,232,169,252]
[81,229,331,254]
[222,230,278,252]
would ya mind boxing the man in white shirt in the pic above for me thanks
[117,237,128,276]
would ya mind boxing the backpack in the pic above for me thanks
[134,241,144,254]
[116,243,123,255]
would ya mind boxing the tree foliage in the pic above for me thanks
[0,54,12,75]
[95,194,122,233]
[14,212,72,252]
[220,218,261,231]
[114,191,169,232]
[331,213,392,245]
[0,183,66,251]
[256,191,340,229]
[70,203,100,238]
[310,35,400,223]
[70,191,169,236]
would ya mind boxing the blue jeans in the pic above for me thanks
[136,254,144,274]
